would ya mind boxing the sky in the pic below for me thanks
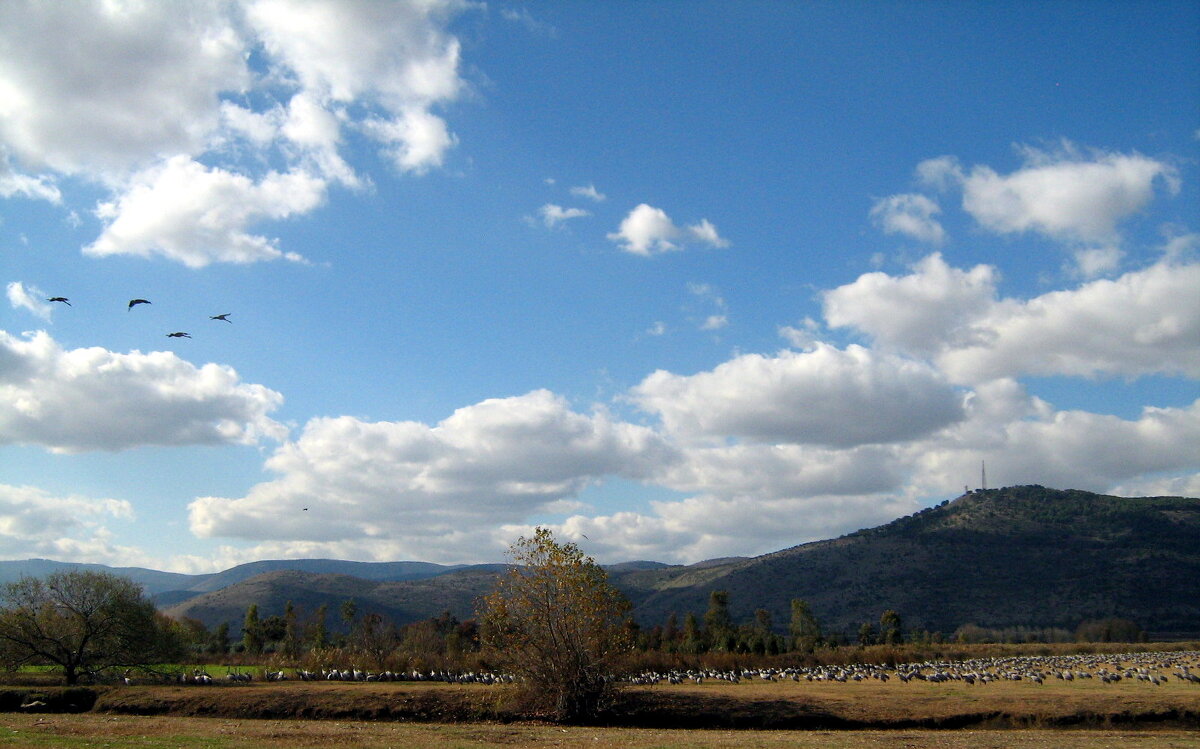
[1,0,1198,574]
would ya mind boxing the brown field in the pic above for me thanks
[2,655,1199,747]
[1,715,1199,749]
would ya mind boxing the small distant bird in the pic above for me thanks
[48,297,71,306]
[210,313,232,323]
[166,331,191,338]
[128,299,151,310]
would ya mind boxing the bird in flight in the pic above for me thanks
[47,297,71,306]
[166,331,191,338]
[210,313,232,323]
[128,299,151,310]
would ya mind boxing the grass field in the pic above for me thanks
[1,714,1199,749]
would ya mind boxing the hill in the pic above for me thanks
[7,486,1199,638]
[623,486,1200,638]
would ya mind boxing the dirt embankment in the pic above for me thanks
[2,682,1198,730]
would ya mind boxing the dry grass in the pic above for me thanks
[0,714,1199,749]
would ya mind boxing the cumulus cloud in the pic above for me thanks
[951,144,1179,243]
[631,344,965,448]
[910,380,1200,498]
[188,390,677,561]
[0,330,285,452]
[6,282,53,321]
[823,253,998,356]
[0,483,145,564]
[538,203,590,228]
[0,0,248,175]
[246,0,464,174]
[0,0,470,265]
[608,204,729,256]
[869,193,945,244]
[85,156,324,267]
[936,259,1200,383]
[825,253,1200,383]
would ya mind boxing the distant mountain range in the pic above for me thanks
[4,486,1197,639]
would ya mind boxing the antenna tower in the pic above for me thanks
[981,460,987,491]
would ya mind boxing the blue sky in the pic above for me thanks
[2,1,1197,572]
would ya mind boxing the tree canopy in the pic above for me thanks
[0,570,183,684]
[480,527,631,722]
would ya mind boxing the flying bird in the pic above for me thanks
[128,299,151,310]
[47,297,71,306]
[210,313,232,323]
[166,331,191,338]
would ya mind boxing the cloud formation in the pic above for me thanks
[870,193,945,244]
[188,390,677,561]
[608,204,729,255]
[0,330,285,452]
[825,254,1200,383]
[0,483,142,564]
[920,145,1179,244]
[0,0,470,266]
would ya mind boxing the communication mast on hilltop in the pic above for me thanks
[981,461,987,491]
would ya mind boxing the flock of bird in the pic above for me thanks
[142,650,1200,689]
[625,651,1200,688]
[46,295,231,339]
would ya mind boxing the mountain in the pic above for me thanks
[162,566,508,633]
[621,486,1200,638]
[7,487,1199,638]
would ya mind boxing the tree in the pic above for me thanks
[480,527,632,722]
[0,570,183,685]
[789,598,822,653]
[857,621,876,646]
[703,590,734,652]
[242,604,263,654]
[880,609,903,645]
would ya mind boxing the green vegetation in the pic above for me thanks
[0,570,184,685]
[480,527,632,722]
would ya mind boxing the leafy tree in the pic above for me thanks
[789,598,822,653]
[211,622,231,654]
[857,621,876,646]
[307,604,329,650]
[703,590,735,651]
[880,609,903,645]
[480,527,632,722]
[0,570,183,685]
[242,604,263,655]
[281,601,300,659]
[680,612,703,654]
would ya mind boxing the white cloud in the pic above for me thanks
[188,390,677,561]
[246,0,465,174]
[959,144,1179,243]
[0,152,60,202]
[538,203,590,228]
[570,184,606,202]
[608,204,728,256]
[631,344,965,448]
[700,315,728,331]
[825,254,1200,383]
[6,282,53,321]
[936,259,1200,383]
[0,483,145,564]
[85,156,324,267]
[1071,246,1124,278]
[869,193,945,244]
[0,329,285,453]
[0,0,471,265]
[823,253,998,356]
[0,1,247,175]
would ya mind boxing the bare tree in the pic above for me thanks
[480,527,631,722]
